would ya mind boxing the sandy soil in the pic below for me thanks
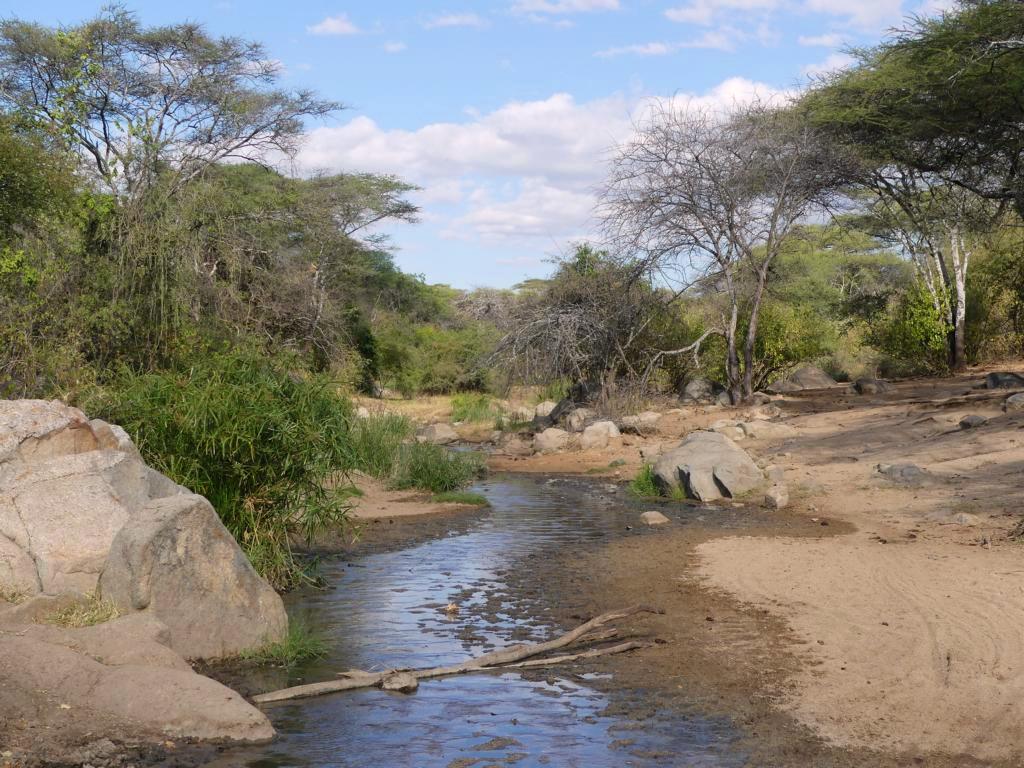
[519,366,1024,764]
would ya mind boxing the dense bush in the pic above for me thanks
[390,443,485,494]
[875,286,951,376]
[85,349,355,589]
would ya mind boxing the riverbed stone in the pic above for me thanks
[764,485,790,510]
[534,401,558,419]
[1005,393,1024,412]
[853,378,893,395]
[99,494,287,660]
[640,510,670,526]
[986,372,1024,389]
[381,671,419,693]
[877,463,928,485]
[534,428,570,454]
[739,420,797,440]
[959,414,988,429]
[580,421,621,451]
[566,408,595,432]
[418,423,458,444]
[653,431,763,502]
[680,378,727,405]
[620,411,662,434]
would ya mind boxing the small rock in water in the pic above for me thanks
[640,511,670,526]
[381,672,419,694]
[959,414,987,430]
[764,485,789,510]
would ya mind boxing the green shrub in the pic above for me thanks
[451,393,497,422]
[390,443,485,494]
[630,464,660,498]
[876,285,950,376]
[86,349,354,589]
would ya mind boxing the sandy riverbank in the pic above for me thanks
[505,367,1024,765]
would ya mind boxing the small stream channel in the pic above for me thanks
[213,474,746,767]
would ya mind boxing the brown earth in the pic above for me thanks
[494,366,1024,765]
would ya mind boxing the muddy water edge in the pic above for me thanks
[196,472,987,768]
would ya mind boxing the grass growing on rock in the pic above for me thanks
[630,464,661,498]
[47,593,121,628]
[241,617,327,668]
[0,586,27,604]
[431,491,489,506]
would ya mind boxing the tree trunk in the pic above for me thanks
[725,300,741,405]
[950,227,969,371]
[742,267,770,401]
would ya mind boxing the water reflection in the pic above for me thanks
[216,475,743,767]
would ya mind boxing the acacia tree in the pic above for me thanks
[602,100,845,402]
[857,166,1002,370]
[0,6,338,201]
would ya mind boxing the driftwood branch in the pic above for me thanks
[253,605,660,705]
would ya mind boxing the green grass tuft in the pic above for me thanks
[432,490,489,506]
[242,618,327,668]
[347,413,415,479]
[390,443,485,494]
[450,393,497,423]
[629,464,661,498]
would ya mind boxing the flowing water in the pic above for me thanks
[214,475,746,768]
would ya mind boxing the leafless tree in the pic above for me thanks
[601,98,848,402]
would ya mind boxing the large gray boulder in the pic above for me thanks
[680,378,727,405]
[986,372,1024,390]
[0,631,274,744]
[99,494,288,660]
[768,365,837,393]
[653,431,763,502]
[619,411,662,434]
[1005,393,1024,412]
[0,400,286,659]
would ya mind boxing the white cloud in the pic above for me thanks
[307,14,360,36]
[424,13,489,29]
[666,0,779,26]
[595,26,745,57]
[803,0,903,27]
[512,0,620,12]
[596,41,677,58]
[802,52,855,77]
[383,41,407,53]
[798,32,844,46]
[296,78,785,245]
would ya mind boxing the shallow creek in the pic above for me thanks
[215,475,746,767]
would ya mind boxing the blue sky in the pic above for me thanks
[4,0,951,288]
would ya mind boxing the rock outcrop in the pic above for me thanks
[565,408,596,433]
[986,372,1024,390]
[418,423,459,444]
[0,400,286,659]
[619,411,662,434]
[768,365,837,393]
[99,494,288,660]
[653,431,763,502]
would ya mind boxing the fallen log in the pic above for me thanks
[253,605,660,704]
